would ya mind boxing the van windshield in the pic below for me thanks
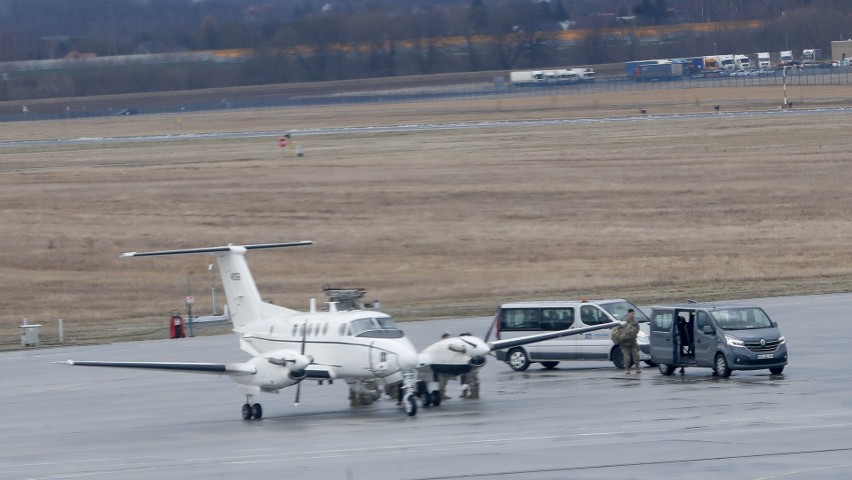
[711,308,772,330]
[600,301,649,322]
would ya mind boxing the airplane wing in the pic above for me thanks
[56,360,256,376]
[488,321,620,351]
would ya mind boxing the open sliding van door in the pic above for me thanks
[649,308,676,366]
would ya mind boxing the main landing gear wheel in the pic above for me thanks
[658,363,676,376]
[430,390,442,407]
[241,395,263,420]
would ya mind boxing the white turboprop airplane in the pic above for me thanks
[58,242,618,419]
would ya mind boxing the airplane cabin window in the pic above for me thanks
[339,324,347,336]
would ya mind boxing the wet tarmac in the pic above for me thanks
[1,293,851,479]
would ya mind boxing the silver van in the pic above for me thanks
[649,304,787,377]
[493,299,652,371]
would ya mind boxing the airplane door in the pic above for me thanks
[649,309,675,365]
[368,342,394,377]
[693,311,716,367]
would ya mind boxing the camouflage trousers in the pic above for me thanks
[460,369,480,399]
[621,342,640,371]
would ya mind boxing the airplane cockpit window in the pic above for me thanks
[350,317,404,338]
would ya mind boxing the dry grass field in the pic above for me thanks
[2,83,851,348]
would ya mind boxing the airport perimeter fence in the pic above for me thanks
[0,316,231,351]
[2,67,851,123]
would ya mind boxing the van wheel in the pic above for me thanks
[769,366,785,375]
[541,361,559,370]
[714,354,732,377]
[658,363,676,376]
[507,348,530,371]
[611,346,632,369]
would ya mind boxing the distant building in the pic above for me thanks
[831,40,852,61]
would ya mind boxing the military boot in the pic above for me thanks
[459,384,469,398]
[466,385,479,400]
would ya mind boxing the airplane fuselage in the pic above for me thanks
[236,309,419,383]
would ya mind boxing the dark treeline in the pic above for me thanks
[0,0,850,100]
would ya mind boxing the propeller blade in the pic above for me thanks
[295,317,308,407]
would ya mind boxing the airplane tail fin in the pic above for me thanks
[122,242,313,329]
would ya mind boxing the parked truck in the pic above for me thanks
[801,49,824,66]
[717,54,736,72]
[734,54,751,70]
[633,62,685,81]
[756,52,771,70]
[509,70,542,86]
[626,60,659,77]
[702,56,721,75]
[511,67,593,86]
[779,50,794,63]
[570,67,596,82]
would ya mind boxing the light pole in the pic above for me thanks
[209,263,218,316]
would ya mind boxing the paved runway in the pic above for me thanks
[2,293,851,480]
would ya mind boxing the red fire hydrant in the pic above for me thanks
[169,311,185,339]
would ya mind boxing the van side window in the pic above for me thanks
[541,308,574,330]
[696,311,711,329]
[651,311,673,332]
[580,306,610,326]
[500,308,540,330]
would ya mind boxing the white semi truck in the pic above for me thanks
[717,54,736,72]
[756,52,771,70]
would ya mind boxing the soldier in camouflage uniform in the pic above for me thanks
[437,332,454,400]
[461,366,481,399]
[459,332,481,399]
[618,309,641,374]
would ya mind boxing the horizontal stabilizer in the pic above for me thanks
[488,321,620,351]
[56,360,256,376]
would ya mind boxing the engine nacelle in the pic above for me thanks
[238,351,312,391]
[420,336,492,376]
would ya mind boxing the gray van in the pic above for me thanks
[649,303,787,377]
